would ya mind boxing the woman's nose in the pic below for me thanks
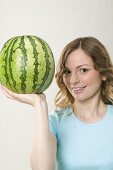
[70,73,80,84]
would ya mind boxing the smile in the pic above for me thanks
[72,86,86,94]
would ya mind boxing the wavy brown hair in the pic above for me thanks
[55,37,113,108]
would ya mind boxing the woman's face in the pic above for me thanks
[63,48,105,102]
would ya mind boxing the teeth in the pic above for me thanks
[72,86,86,93]
[72,87,83,90]
[75,87,83,90]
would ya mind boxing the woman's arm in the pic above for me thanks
[0,85,57,170]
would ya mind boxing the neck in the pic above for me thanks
[73,97,107,123]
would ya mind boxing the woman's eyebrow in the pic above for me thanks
[65,64,93,70]
[76,64,92,69]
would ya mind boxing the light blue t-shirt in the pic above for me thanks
[49,105,113,170]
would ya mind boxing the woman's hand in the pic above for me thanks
[0,85,47,108]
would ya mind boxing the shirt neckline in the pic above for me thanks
[69,105,111,127]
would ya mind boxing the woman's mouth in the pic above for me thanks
[72,86,86,94]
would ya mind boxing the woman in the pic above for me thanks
[1,37,113,170]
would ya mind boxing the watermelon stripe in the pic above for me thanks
[19,36,28,93]
[3,38,14,87]
[35,37,53,93]
[27,36,40,92]
[38,42,55,93]
[7,37,19,91]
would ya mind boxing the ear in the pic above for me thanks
[102,76,107,81]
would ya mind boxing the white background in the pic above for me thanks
[0,0,113,170]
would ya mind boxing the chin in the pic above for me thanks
[73,94,88,102]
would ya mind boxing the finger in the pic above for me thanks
[0,86,15,100]
[0,85,22,99]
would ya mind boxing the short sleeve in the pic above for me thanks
[48,107,71,140]
[49,111,59,139]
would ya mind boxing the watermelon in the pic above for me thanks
[0,35,55,94]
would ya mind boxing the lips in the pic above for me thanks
[71,86,86,94]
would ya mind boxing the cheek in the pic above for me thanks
[63,76,66,85]
[84,72,102,86]
[63,76,69,86]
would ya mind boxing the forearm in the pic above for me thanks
[31,135,56,170]
[31,104,56,170]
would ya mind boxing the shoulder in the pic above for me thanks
[49,106,73,130]
[49,106,73,121]
[48,106,73,139]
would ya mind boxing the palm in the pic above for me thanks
[0,85,46,107]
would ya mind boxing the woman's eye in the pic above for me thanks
[80,68,89,73]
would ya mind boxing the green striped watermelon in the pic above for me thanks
[0,35,55,94]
